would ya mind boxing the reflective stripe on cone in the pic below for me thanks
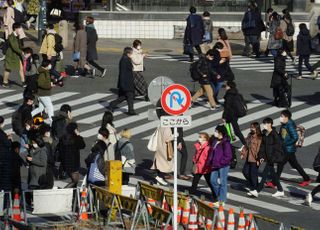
[181,198,190,225]
[237,210,246,230]
[227,208,235,230]
[12,193,22,222]
[79,188,88,221]
[215,204,225,230]
[187,202,198,230]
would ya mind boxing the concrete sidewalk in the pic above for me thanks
[23,29,254,56]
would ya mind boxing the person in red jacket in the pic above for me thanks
[190,132,217,201]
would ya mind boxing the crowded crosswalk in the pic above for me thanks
[147,54,320,79]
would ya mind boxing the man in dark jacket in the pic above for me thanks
[85,16,106,78]
[31,60,54,124]
[222,81,246,146]
[255,117,284,198]
[241,3,265,58]
[52,104,73,140]
[191,49,219,110]
[270,49,289,107]
[296,23,316,80]
[109,47,137,116]
[277,110,311,186]
[184,6,204,62]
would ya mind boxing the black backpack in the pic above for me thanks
[313,151,320,172]
[233,94,247,118]
[285,21,295,36]
[48,33,64,53]
[190,60,201,81]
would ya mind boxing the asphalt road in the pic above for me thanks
[2,50,320,229]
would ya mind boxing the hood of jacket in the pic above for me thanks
[299,27,310,36]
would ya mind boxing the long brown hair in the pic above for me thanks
[251,122,262,139]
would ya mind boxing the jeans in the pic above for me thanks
[31,96,54,124]
[109,91,135,113]
[192,84,216,108]
[298,55,313,76]
[230,118,246,145]
[258,163,283,192]
[243,35,260,56]
[19,134,28,153]
[242,162,259,191]
[210,166,230,202]
[191,173,217,200]
[212,81,224,98]
[277,153,310,181]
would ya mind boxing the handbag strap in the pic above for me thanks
[194,147,206,164]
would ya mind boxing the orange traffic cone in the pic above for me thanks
[215,204,225,230]
[246,213,253,229]
[237,209,246,230]
[181,198,190,225]
[79,188,88,221]
[12,193,22,222]
[226,208,235,230]
[249,218,257,230]
[147,198,156,215]
[187,202,198,230]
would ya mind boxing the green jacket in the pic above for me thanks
[37,67,51,97]
[5,33,22,71]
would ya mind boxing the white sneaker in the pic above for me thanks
[272,191,285,197]
[305,193,313,206]
[92,68,96,76]
[155,176,168,186]
[248,190,259,198]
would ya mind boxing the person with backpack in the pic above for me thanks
[222,81,247,146]
[39,24,63,83]
[267,12,282,57]
[23,47,40,98]
[85,133,108,187]
[276,110,311,187]
[2,22,26,88]
[296,23,316,80]
[31,60,54,125]
[270,49,290,108]
[85,16,107,78]
[115,129,136,185]
[257,117,284,197]
[280,11,295,63]
[241,122,262,198]
[191,49,219,110]
[241,3,265,58]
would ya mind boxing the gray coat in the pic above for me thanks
[268,20,282,50]
[28,146,47,188]
[115,138,135,174]
[85,25,98,61]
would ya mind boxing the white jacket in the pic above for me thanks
[131,47,144,72]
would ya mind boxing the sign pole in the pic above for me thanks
[173,125,178,230]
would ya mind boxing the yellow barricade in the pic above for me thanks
[138,182,164,205]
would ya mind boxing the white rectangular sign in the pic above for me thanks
[160,116,192,127]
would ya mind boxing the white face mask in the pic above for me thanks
[280,117,286,124]
[47,64,52,70]
[214,131,220,138]
[44,132,51,138]
[281,51,287,57]
[26,125,31,131]
[263,124,268,130]
[198,138,205,143]
[136,46,141,50]
[33,143,38,148]
[97,134,104,140]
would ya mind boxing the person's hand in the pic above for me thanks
[216,75,221,80]
[74,129,80,136]
[177,143,183,151]
[7,133,13,140]
[222,118,226,123]
[24,144,29,149]
[240,154,244,160]
[27,157,32,162]
[258,158,264,166]
[143,53,148,58]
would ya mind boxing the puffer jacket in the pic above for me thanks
[279,119,298,154]
[258,128,284,163]
[297,27,312,56]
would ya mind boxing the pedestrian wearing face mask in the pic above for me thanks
[190,132,217,200]
[31,60,55,125]
[257,118,285,197]
[131,40,148,101]
[277,110,311,186]
[270,49,289,108]
[241,122,262,197]
[208,125,232,205]
[96,128,114,161]
[57,122,86,188]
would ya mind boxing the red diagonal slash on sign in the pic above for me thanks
[169,91,186,109]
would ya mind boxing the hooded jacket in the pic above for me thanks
[297,27,312,56]
[208,137,232,169]
[279,119,298,154]
[37,67,51,97]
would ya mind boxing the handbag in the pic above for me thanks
[183,43,193,55]
[72,52,80,62]
[167,141,174,161]
[88,155,105,183]
[147,127,159,152]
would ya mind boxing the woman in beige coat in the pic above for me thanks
[151,126,174,186]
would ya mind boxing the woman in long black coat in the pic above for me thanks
[109,47,137,116]
[0,116,12,192]
[270,49,289,107]
[58,122,86,188]
[85,16,107,78]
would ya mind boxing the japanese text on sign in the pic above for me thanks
[160,116,192,128]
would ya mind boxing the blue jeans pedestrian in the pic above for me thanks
[210,166,230,202]
[212,81,224,98]
[19,134,28,153]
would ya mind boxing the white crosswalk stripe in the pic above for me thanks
[1,89,320,214]
[147,54,320,79]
